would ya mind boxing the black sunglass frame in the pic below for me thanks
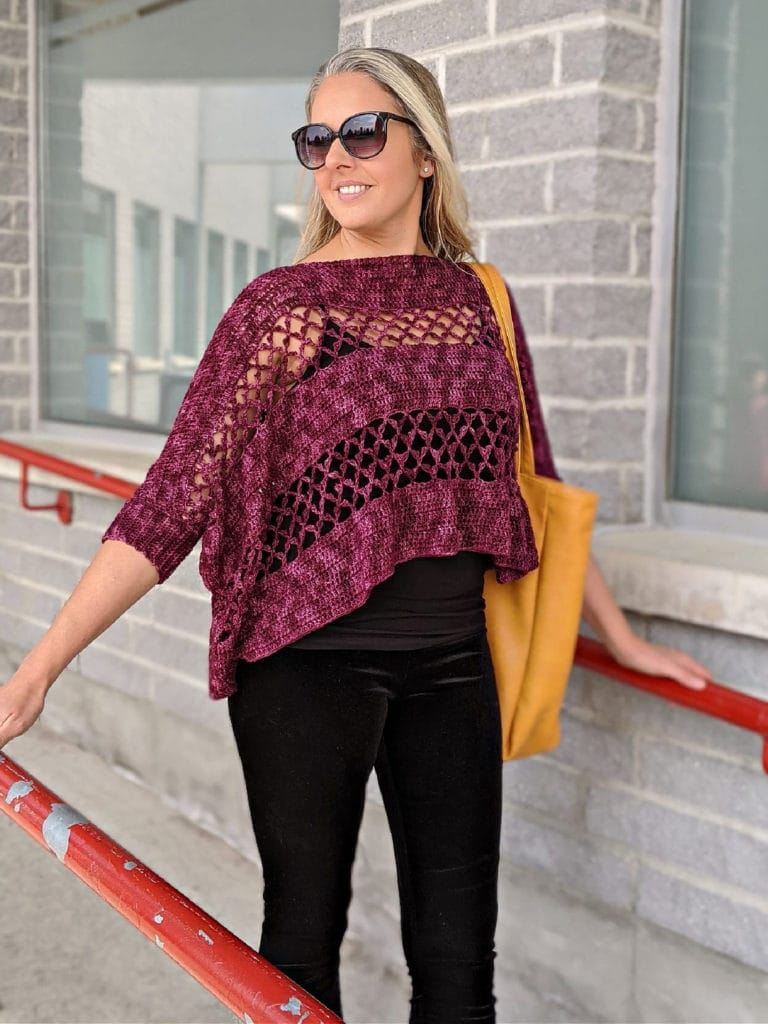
[291,110,419,169]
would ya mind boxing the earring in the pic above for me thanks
[423,166,431,175]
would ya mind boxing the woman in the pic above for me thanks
[0,48,710,1024]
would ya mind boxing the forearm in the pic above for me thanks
[19,539,159,691]
[580,555,634,656]
[580,553,711,688]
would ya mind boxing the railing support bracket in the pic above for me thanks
[20,461,72,524]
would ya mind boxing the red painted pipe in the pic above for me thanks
[0,752,341,1024]
[0,438,136,503]
[574,636,768,773]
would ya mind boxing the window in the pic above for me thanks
[82,183,115,350]
[39,0,337,432]
[205,230,225,342]
[133,203,160,359]
[173,219,198,359]
[233,240,250,293]
[670,0,768,516]
[79,183,116,421]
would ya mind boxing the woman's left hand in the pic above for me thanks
[605,632,713,691]
[581,556,713,692]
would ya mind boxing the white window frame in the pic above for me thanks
[651,0,768,541]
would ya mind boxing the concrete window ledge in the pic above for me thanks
[593,526,768,644]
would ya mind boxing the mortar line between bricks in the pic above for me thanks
[513,802,641,863]
[433,19,661,61]
[557,458,644,471]
[409,21,663,66]
[528,338,642,350]
[633,854,768,910]
[0,608,60,629]
[156,583,210,602]
[493,273,651,287]
[342,0,446,24]
[83,641,209,684]
[586,778,768,842]
[448,81,657,115]
[373,11,661,52]
[542,397,647,413]
[460,150,655,171]
[0,545,88,568]
[475,214,650,229]
[635,729,768,770]
[123,619,212,645]
[1,583,70,606]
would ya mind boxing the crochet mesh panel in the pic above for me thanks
[188,304,489,528]
[255,405,512,580]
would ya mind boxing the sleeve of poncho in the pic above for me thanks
[506,284,560,481]
[102,279,273,582]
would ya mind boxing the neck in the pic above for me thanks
[322,227,433,261]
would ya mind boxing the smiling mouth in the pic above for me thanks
[337,184,370,196]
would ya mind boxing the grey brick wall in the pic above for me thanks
[340,0,662,525]
[0,0,29,431]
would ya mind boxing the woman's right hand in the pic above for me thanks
[0,669,48,749]
[0,540,160,752]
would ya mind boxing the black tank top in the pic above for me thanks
[289,551,489,650]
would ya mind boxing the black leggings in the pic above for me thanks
[228,631,502,1024]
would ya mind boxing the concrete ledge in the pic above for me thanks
[593,526,768,643]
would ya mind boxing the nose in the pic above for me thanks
[324,134,352,170]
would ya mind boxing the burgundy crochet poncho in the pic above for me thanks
[103,256,558,698]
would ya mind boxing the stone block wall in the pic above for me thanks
[0,0,29,431]
[340,0,661,524]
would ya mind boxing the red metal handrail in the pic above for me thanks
[0,438,136,523]
[574,636,768,773]
[2,438,767,771]
[0,751,341,1024]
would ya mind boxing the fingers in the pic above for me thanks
[669,667,708,691]
[0,682,45,749]
[661,648,711,691]
[613,639,713,692]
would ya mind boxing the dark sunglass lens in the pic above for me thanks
[298,125,332,168]
[341,114,385,159]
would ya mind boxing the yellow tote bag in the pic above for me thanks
[473,263,598,760]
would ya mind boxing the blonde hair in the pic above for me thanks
[293,47,475,264]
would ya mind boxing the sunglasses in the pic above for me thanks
[291,110,419,170]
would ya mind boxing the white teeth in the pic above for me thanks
[338,184,369,195]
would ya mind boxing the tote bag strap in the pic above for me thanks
[471,262,536,479]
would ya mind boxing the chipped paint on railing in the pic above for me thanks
[41,804,88,861]
[0,754,341,1024]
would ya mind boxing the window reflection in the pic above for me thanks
[671,0,768,513]
[41,0,334,432]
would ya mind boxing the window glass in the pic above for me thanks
[670,0,768,512]
[133,203,160,359]
[233,239,250,294]
[205,230,225,342]
[173,219,198,360]
[40,0,337,432]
